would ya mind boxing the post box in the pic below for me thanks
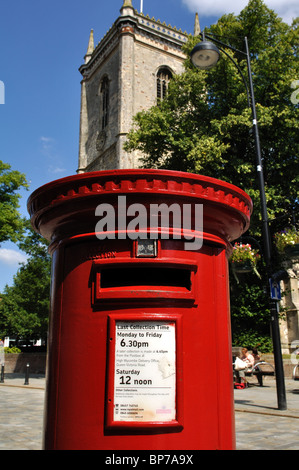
[27,169,252,450]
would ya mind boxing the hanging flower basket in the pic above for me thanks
[285,243,299,257]
[232,260,254,273]
[230,243,261,281]
[274,228,299,257]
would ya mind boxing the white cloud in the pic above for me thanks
[40,136,53,143]
[39,137,67,175]
[0,249,27,267]
[182,0,299,24]
[48,166,66,174]
[40,136,55,156]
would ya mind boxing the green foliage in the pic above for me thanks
[274,228,299,253]
[0,160,28,244]
[230,275,273,351]
[232,330,273,353]
[0,224,51,342]
[4,346,21,354]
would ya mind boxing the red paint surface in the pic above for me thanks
[28,169,252,450]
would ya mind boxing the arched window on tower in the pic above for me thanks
[157,67,173,101]
[100,76,109,129]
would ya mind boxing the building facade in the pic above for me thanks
[77,0,192,173]
[279,256,299,355]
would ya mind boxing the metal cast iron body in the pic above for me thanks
[28,169,252,450]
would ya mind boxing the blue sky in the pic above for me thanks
[0,0,298,292]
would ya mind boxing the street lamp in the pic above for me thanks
[190,37,220,70]
[191,32,287,410]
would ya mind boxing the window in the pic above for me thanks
[101,76,109,129]
[157,67,173,101]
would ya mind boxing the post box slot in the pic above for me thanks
[100,267,191,291]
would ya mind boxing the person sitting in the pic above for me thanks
[235,347,255,387]
[252,347,261,364]
[251,347,264,385]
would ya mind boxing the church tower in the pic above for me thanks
[77,0,190,173]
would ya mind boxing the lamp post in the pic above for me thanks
[190,33,287,410]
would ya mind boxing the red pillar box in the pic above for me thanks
[27,169,252,450]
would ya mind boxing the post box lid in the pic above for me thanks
[27,169,252,248]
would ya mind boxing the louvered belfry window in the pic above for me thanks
[157,68,172,101]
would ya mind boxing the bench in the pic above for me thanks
[293,364,299,381]
[246,362,275,386]
[233,360,275,386]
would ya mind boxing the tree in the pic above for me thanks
[229,272,273,352]
[124,0,299,349]
[0,222,51,343]
[0,160,28,244]
[124,0,298,237]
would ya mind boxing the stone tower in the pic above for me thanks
[77,0,190,173]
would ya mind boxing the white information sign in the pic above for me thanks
[114,321,176,422]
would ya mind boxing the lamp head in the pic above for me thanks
[190,41,220,70]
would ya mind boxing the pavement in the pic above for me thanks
[234,376,299,450]
[0,373,298,451]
